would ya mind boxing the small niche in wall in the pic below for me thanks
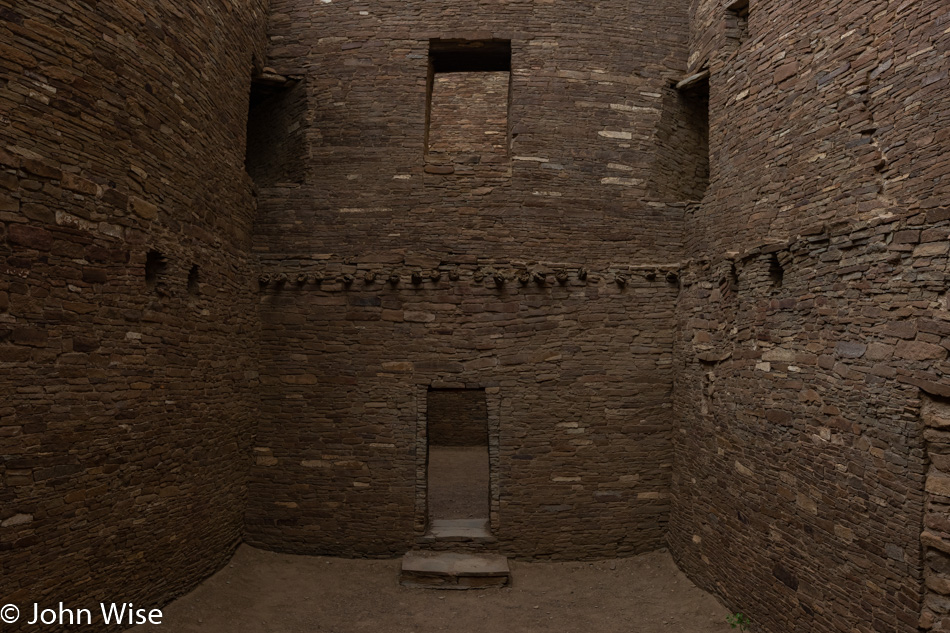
[725,0,750,45]
[425,40,512,175]
[701,370,715,415]
[768,253,784,288]
[245,71,306,187]
[145,250,167,291]
[719,262,739,299]
[187,264,200,295]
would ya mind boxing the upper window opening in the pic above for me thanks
[429,40,511,73]
[245,72,306,187]
[425,40,512,178]
[674,70,710,201]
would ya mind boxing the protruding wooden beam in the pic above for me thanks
[675,69,711,91]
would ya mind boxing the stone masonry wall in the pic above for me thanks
[426,72,510,184]
[0,1,268,630]
[671,219,934,633]
[427,389,488,447]
[260,1,690,212]
[248,0,693,558]
[248,261,680,559]
[671,1,950,632]
[921,395,950,631]
[685,0,949,253]
[7,1,947,630]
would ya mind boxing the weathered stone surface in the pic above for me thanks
[897,340,948,362]
[835,341,867,359]
[424,519,495,543]
[7,223,52,250]
[668,2,949,632]
[2,1,948,633]
[400,551,510,589]
[1,2,269,632]
[128,196,159,220]
[246,0,686,562]
[928,474,950,498]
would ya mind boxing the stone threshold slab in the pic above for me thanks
[421,518,496,543]
[400,551,510,590]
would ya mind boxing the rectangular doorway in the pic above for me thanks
[427,388,490,531]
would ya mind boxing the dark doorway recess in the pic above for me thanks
[245,73,306,186]
[427,388,490,525]
[676,71,710,200]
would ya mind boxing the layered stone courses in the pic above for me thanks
[1,1,268,631]
[922,396,950,631]
[247,268,678,559]
[426,72,510,182]
[248,0,689,563]
[667,1,950,632]
[427,389,488,447]
[2,0,949,632]
[670,218,937,633]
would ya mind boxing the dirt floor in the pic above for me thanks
[428,446,490,520]
[135,546,733,633]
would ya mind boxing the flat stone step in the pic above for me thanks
[420,518,496,543]
[400,551,510,590]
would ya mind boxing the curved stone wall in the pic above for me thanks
[669,1,950,632]
[4,1,947,631]
[0,2,268,630]
[685,0,949,253]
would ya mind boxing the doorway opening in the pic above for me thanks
[426,388,491,537]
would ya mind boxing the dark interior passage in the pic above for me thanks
[427,389,490,522]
